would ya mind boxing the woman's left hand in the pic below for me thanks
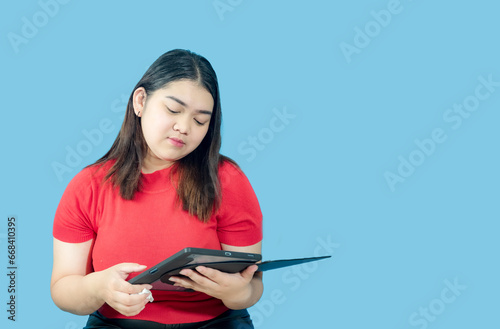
[168,265,259,307]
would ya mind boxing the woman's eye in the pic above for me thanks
[167,107,179,114]
[194,119,206,126]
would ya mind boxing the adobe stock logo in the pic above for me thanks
[52,94,128,182]
[250,235,339,328]
[339,0,419,63]
[408,278,466,329]
[213,0,243,21]
[237,106,296,162]
[51,119,115,182]
[7,0,72,54]
[384,74,499,192]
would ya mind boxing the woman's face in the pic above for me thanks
[134,80,214,173]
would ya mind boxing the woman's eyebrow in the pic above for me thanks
[166,95,212,115]
[166,95,187,106]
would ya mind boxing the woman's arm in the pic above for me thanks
[219,242,263,309]
[169,241,264,310]
[50,238,152,316]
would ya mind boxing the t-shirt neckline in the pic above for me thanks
[140,165,175,193]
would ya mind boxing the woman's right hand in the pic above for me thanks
[52,239,153,316]
[93,263,153,317]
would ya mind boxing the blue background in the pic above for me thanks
[1,0,499,328]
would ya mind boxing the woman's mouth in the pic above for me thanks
[168,137,185,147]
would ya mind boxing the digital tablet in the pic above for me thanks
[128,247,262,291]
[128,247,331,291]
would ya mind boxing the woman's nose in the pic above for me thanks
[173,117,189,134]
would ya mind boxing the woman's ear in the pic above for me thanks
[132,87,147,117]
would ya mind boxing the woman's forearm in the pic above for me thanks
[51,272,105,315]
[222,273,264,310]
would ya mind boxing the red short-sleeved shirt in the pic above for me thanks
[53,160,262,324]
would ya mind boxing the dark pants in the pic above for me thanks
[83,309,254,329]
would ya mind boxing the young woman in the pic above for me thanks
[51,49,263,329]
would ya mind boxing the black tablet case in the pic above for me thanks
[128,247,331,291]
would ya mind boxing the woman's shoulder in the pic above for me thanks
[69,159,115,187]
[218,156,243,176]
[218,157,253,187]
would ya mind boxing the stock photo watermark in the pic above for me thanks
[51,94,128,182]
[6,216,17,321]
[51,119,115,182]
[237,106,296,162]
[251,235,339,327]
[213,0,243,21]
[7,0,72,54]
[384,74,499,192]
[408,278,466,329]
[339,0,418,64]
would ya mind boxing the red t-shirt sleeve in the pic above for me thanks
[53,167,98,243]
[216,162,263,246]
